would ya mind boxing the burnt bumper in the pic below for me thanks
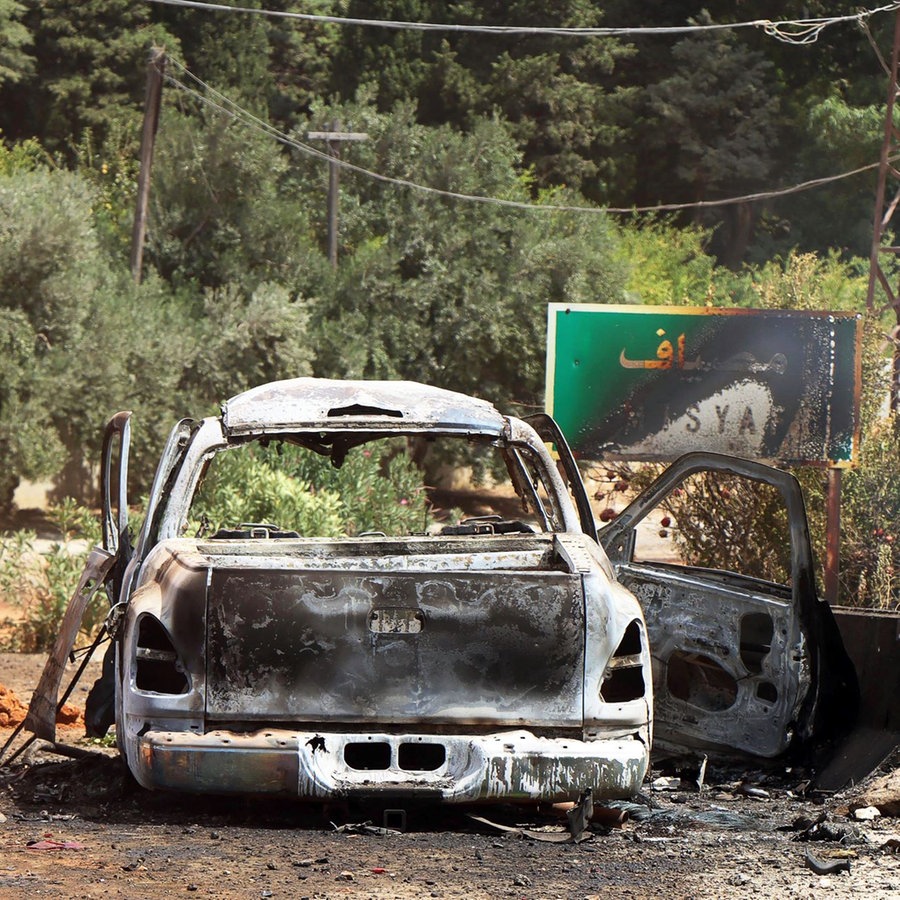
[132,728,648,802]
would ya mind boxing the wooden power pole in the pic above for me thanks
[867,9,900,411]
[306,121,368,269]
[130,48,166,285]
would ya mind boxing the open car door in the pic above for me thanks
[599,452,857,759]
[18,413,132,744]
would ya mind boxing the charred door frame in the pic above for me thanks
[599,451,857,756]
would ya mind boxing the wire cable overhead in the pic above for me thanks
[164,58,888,217]
[144,0,900,45]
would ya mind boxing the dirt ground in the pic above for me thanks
[2,493,898,899]
[0,656,899,899]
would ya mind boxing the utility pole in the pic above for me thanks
[306,121,368,269]
[866,9,900,411]
[131,48,166,285]
[848,7,900,607]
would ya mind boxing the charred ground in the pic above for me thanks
[3,744,900,899]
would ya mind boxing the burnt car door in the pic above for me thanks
[86,412,196,737]
[599,452,857,759]
[17,413,132,744]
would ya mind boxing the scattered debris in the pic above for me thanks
[852,805,881,821]
[804,849,851,876]
[468,814,589,844]
[651,776,682,792]
[330,821,401,836]
[566,789,594,840]
[791,813,862,845]
[648,806,761,831]
[737,782,771,800]
[26,839,85,851]
[695,755,708,793]
[606,800,655,822]
[470,789,597,843]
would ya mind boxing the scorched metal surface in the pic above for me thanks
[205,560,585,727]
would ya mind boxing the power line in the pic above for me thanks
[145,0,900,45]
[165,58,888,216]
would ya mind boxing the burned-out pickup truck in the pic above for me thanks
[23,378,856,803]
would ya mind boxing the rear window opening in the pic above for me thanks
[188,432,567,540]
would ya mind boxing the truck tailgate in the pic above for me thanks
[205,568,585,728]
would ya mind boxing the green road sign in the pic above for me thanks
[546,304,861,466]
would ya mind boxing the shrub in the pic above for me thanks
[189,438,429,538]
[0,499,104,652]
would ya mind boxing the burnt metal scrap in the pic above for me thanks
[8,377,860,804]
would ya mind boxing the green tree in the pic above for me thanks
[331,1,634,194]
[146,108,325,293]
[152,0,272,112]
[0,310,61,509]
[304,102,626,409]
[180,282,315,406]
[2,0,172,151]
[644,13,780,266]
[266,0,344,123]
[767,96,884,260]
[0,0,32,87]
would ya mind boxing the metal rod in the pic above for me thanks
[867,11,900,312]
[825,467,842,604]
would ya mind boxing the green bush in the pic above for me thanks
[190,450,344,538]
[272,440,430,536]
[189,439,429,538]
[839,415,900,607]
[0,499,104,652]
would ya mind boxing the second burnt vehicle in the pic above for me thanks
[30,378,855,802]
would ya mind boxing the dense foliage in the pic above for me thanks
[0,2,897,605]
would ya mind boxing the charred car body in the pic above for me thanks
[34,378,855,803]
[85,379,655,802]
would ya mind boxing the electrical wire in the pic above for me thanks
[165,58,888,216]
[144,0,900,45]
